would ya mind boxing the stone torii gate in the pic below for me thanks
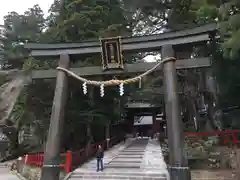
[25,23,217,180]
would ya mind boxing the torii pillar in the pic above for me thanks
[162,45,191,180]
[40,54,70,180]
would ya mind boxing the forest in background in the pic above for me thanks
[1,0,240,155]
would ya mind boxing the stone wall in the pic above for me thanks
[162,135,240,179]
[191,170,234,180]
[17,162,66,180]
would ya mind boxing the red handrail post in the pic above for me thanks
[222,135,230,145]
[24,154,29,164]
[65,151,72,173]
[232,132,237,145]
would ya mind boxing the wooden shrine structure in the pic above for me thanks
[24,23,217,180]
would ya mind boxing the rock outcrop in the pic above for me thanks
[0,71,30,126]
[0,70,30,160]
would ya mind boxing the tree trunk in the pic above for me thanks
[105,121,110,149]
[8,129,19,157]
[85,124,92,157]
[85,87,94,157]
[205,69,222,130]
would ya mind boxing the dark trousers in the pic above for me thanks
[97,158,103,171]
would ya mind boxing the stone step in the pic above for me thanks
[110,160,141,164]
[117,154,143,156]
[116,155,143,158]
[117,154,143,157]
[118,154,144,157]
[121,150,145,152]
[126,146,147,148]
[120,153,144,155]
[119,152,144,155]
[124,150,145,152]
[71,171,167,179]
[111,158,141,162]
[105,162,141,168]
[74,170,166,175]
[127,145,148,147]
[70,174,166,179]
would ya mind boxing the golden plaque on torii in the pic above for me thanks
[100,36,124,70]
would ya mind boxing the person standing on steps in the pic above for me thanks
[96,145,104,171]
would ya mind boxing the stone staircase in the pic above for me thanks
[65,138,169,180]
[104,138,147,169]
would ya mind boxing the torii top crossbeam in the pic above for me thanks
[25,23,217,57]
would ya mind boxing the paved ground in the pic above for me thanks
[0,162,22,180]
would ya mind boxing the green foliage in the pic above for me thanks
[10,88,29,125]
[218,0,240,59]
[3,5,45,68]
[43,0,128,42]
[22,57,40,72]
[196,5,218,24]
[0,74,7,86]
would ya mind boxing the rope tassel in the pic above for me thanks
[82,82,87,94]
[138,77,142,88]
[119,83,124,96]
[100,84,104,97]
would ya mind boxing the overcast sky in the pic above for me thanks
[0,0,53,24]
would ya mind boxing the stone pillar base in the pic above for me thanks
[168,167,191,180]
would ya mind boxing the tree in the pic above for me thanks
[218,0,240,59]
[3,5,45,69]
[42,0,129,42]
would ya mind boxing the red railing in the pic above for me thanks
[23,135,124,173]
[24,152,66,168]
[184,130,240,145]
